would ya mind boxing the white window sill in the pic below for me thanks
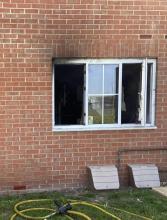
[52,125,157,132]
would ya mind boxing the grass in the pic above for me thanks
[0,188,167,220]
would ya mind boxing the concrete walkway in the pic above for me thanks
[153,187,167,197]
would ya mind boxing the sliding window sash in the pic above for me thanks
[143,59,156,126]
[147,59,156,126]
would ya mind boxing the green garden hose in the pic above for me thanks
[10,198,153,220]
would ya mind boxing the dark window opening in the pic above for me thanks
[121,64,142,124]
[54,64,85,125]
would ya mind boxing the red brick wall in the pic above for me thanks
[0,0,167,192]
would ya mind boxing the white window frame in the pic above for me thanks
[52,58,156,132]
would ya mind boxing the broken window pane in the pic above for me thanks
[54,64,84,125]
[121,64,142,124]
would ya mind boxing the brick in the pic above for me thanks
[3,3,17,8]
[0,0,166,192]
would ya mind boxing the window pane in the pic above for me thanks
[121,64,142,124]
[104,96,118,124]
[104,65,119,94]
[88,96,102,124]
[146,63,153,124]
[88,64,103,94]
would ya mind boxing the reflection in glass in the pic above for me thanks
[104,96,118,124]
[88,96,102,124]
[104,65,119,94]
[88,64,103,94]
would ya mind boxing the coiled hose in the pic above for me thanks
[10,198,153,220]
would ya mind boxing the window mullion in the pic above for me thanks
[102,65,104,124]
[118,63,122,125]
[85,63,88,125]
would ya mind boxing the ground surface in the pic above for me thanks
[0,188,167,220]
[153,186,167,197]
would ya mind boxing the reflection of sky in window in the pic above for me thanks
[104,65,118,94]
[88,64,118,95]
[88,64,103,94]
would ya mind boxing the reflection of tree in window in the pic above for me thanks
[88,97,102,124]
[104,96,118,124]
[122,64,142,124]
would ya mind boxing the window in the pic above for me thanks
[53,59,156,131]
